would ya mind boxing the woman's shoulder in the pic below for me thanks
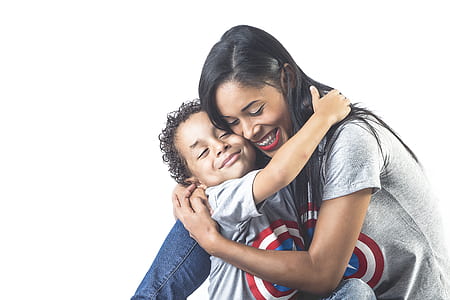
[330,118,382,146]
[324,117,410,165]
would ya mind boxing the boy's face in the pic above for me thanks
[176,111,256,187]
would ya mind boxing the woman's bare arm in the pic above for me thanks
[175,188,371,296]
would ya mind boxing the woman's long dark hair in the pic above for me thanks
[199,25,417,240]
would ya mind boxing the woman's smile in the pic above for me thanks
[254,128,281,152]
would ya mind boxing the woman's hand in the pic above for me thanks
[172,183,192,219]
[172,184,220,252]
[310,86,351,126]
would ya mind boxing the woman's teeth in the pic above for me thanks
[257,131,276,147]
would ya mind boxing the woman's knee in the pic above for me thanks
[322,278,375,300]
[338,278,375,300]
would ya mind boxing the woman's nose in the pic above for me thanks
[240,120,255,140]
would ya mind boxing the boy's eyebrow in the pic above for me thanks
[189,140,199,149]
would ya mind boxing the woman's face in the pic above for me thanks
[215,81,293,157]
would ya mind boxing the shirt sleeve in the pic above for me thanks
[207,170,262,228]
[322,122,384,201]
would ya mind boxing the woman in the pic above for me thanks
[132,25,450,299]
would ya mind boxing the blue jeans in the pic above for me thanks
[131,220,210,300]
[131,220,375,300]
[318,278,376,300]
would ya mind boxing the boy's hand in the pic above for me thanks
[310,86,351,126]
[191,186,213,215]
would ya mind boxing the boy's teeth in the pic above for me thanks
[257,132,276,146]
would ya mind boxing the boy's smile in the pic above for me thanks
[217,151,241,169]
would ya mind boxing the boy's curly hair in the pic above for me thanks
[159,99,202,185]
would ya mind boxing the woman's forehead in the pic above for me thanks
[216,82,262,111]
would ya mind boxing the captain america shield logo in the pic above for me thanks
[344,232,384,288]
[245,220,304,300]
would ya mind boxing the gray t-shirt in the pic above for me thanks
[206,170,303,300]
[319,119,450,299]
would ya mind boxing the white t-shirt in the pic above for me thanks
[206,170,303,300]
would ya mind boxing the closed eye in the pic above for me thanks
[225,119,239,126]
[198,148,208,159]
[248,104,265,116]
[219,131,231,139]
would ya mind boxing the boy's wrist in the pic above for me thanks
[311,112,336,128]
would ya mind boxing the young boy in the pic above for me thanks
[159,88,350,299]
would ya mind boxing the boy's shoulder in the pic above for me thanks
[206,169,261,197]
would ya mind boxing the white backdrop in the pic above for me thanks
[1,1,449,299]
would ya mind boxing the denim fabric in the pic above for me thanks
[131,220,210,300]
[323,278,376,300]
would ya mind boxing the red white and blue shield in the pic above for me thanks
[246,220,304,300]
[344,232,384,288]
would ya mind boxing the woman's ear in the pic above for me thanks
[280,63,296,92]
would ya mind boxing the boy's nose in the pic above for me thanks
[214,142,230,156]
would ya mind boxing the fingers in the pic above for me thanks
[172,183,195,217]
[172,188,181,220]
[339,92,352,118]
[310,85,320,112]
[205,199,213,215]
[180,189,194,213]
[191,185,206,199]
[172,193,180,211]
[172,194,185,220]
[336,90,350,105]
[186,183,197,193]
[190,196,210,214]
[320,88,352,106]
[339,92,352,109]
[333,90,351,116]
[328,89,341,97]
[173,182,212,225]
[172,183,194,208]
[345,97,351,106]
[182,183,196,200]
